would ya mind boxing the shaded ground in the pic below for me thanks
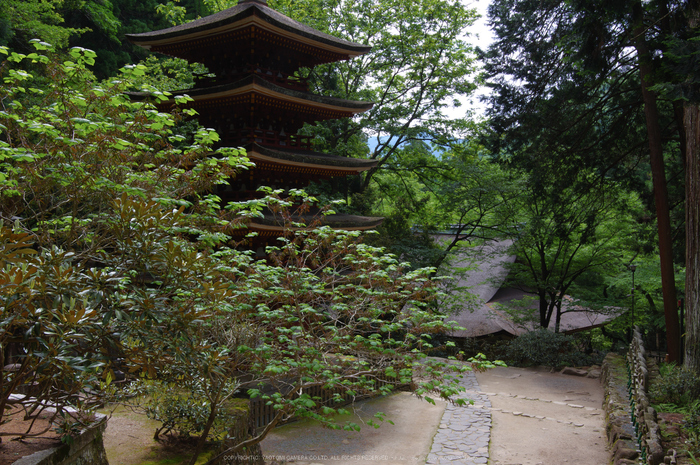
[101,405,215,465]
[0,405,62,465]
[260,392,445,465]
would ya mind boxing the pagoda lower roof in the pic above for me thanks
[177,75,373,116]
[245,143,377,174]
[235,213,384,236]
[125,0,370,60]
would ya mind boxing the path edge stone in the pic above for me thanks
[602,352,665,465]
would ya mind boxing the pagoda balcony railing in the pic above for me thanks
[198,65,309,92]
[222,128,313,151]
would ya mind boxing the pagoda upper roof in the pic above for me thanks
[179,74,373,115]
[246,143,377,174]
[126,0,370,59]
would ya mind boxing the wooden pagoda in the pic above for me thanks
[126,0,382,250]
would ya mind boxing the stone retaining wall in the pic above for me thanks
[601,328,665,465]
[603,352,641,465]
[627,329,665,465]
[12,414,108,465]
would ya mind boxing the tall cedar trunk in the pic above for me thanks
[633,2,681,362]
[684,1,700,373]
[685,105,700,372]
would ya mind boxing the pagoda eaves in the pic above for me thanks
[125,0,370,69]
[179,75,373,121]
[246,143,376,174]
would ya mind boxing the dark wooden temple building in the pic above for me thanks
[126,0,382,250]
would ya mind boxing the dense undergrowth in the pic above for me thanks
[650,363,700,460]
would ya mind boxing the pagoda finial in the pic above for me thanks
[239,0,268,5]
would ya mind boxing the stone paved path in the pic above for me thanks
[426,371,491,465]
[260,365,608,464]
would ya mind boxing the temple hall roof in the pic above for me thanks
[240,213,385,236]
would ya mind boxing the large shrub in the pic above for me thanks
[504,329,590,367]
[0,41,481,464]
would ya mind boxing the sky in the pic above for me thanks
[454,0,495,119]
[469,0,496,50]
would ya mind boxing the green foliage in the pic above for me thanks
[652,363,700,458]
[504,329,590,368]
[500,171,642,331]
[574,255,686,346]
[467,352,507,372]
[588,328,614,352]
[493,296,540,330]
[0,221,117,437]
[61,0,175,78]
[686,403,700,459]
[650,363,700,407]
[272,0,481,200]
[0,0,178,77]
[370,211,444,270]
[81,0,121,43]
[690,450,700,465]
[127,55,211,92]
[0,41,246,256]
[480,0,667,202]
[129,379,240,440]
[157,0,237,26]
[0,0,87,51]
[480,0,688,357]
[0,40,244,441]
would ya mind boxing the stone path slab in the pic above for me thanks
[426,370,491,465]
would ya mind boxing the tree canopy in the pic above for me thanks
[480,0,700,363]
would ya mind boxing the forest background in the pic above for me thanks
[1,0,700,460]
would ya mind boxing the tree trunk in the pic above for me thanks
[188,397,221,465]
[633,2,681,362]
[684,103,700,372]
[682,0,700,373]
[539,292,550,328]
[555,302,562,333]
